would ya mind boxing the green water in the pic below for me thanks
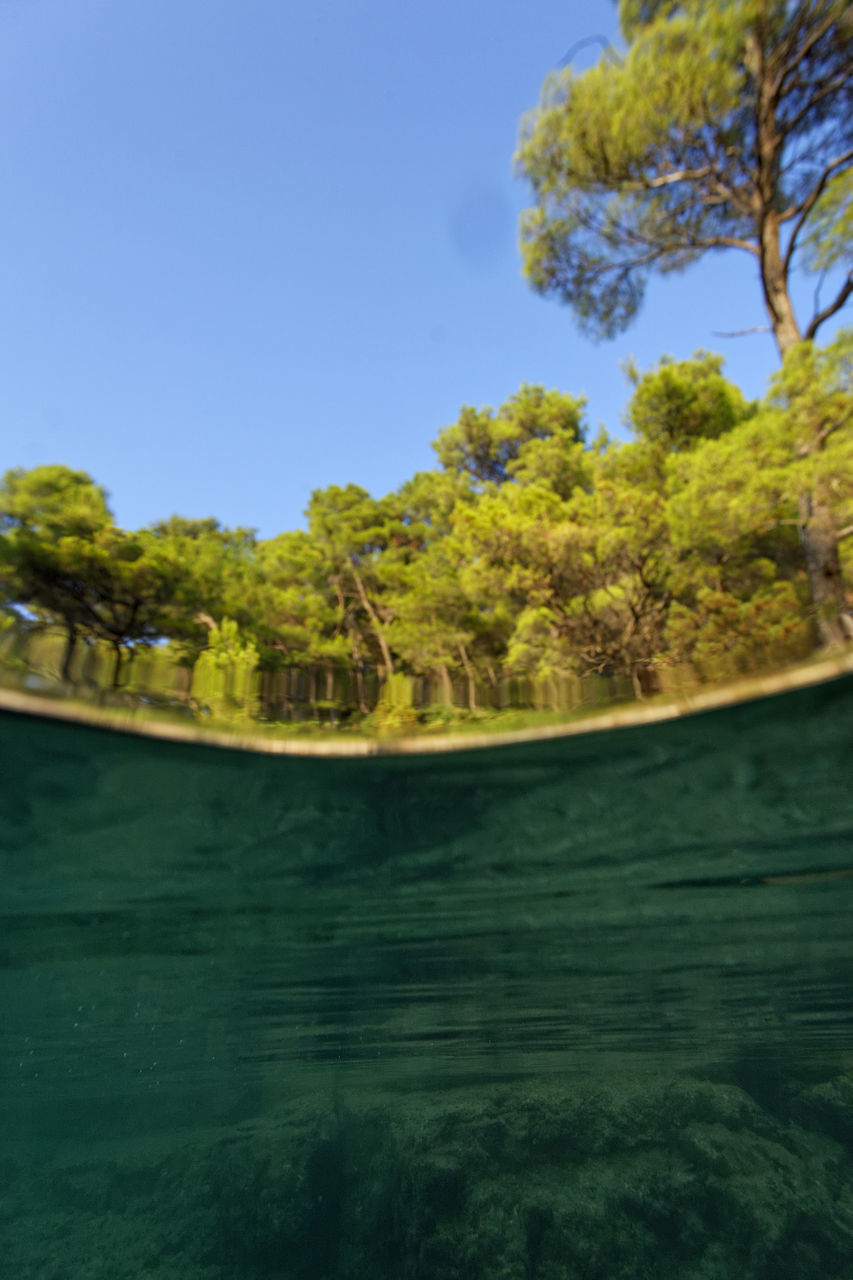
[1,677,852,1278]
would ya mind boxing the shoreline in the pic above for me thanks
[1,650,852,756]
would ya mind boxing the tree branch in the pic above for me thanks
[711,325,772,338]
[805,271,853,340]
[558,34,623,69]
[781,146,853,272]
[778,69,853,142]
[682,232,759,254]
[603,208,759,257]
[645,166,716,188]
[772,6,841,99]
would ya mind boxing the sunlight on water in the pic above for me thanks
[1,677,853,1277]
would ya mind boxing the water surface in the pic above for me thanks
[2,677,853,1277]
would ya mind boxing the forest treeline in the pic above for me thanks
[1,336,851,728]
[2,0,851,728]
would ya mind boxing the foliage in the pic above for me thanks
[665,582,814,680]
[433,384,586,488]
[362,671,420,735]
[0,466,194,682]
[516,0,853,355]
[667,330,853,643]
[253,530,345,672]
[146,516,258,658]
[801,168,853,274]
[0,466,114,654]
[190,618,260,724]
[625,351,754,451]
[1,338,849,719]
[306,483,397,681]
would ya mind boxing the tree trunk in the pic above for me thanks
[111,642,123,688]
[759,216,801,359]
[458,642,477,711]
[274,667,291,719]
[750,37,802,362]
[632,664,661,699]
[355,665,368,715]
[437,662,453,706]
[60,622,78,683]
[799,489,850,648]
[351,564,394,677]
[347,624,371,714]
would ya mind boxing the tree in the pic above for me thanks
[516,0,853,357]
[382,469,506,710]
[664,580,813,680]
[0,468,213,685]
[146,516,259,657]
[253,530,350,714]
[433,384,586,488]
[306,484,397,682]
[64,527,190,685]
[566,443,674,693]
[390,468,471,540]
[452,438,673,696]
[384,549,476,707]
[667,330,853,645]
[190,618,260,725]
[452,481,576,679]
[625,351,755,451]
[0,465,114,678]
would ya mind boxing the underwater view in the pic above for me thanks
[2,674,853,1278]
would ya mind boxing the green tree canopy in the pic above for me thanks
[0,465,112,540]
[625,351,754,451]
[667,330,853,645]
[0,466,115,677]
[253,530,345,671]
[516,0,853,356]
[433,384,586,487]
[145,516,258,655]
[60,527,191,684]
[306,484,397,679]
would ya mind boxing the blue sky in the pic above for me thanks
[1,0,847,540]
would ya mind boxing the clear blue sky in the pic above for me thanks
[1,0,847,540]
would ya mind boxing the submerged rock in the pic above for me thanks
[6,1073,853,1279]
